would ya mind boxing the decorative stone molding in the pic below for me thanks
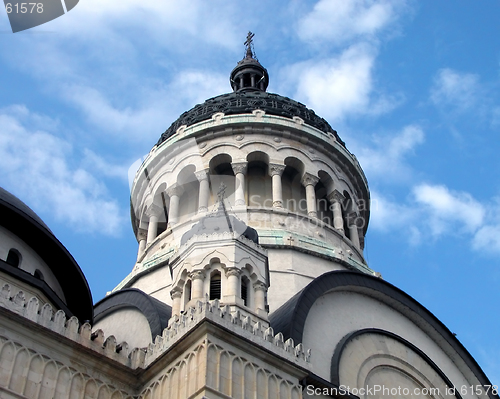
[194,170,210,182]
[327,189,345,203]
[253,281,267,291]
[347,212,363,227]
[137,228,148,241]
[300,173,320,187]
[143,298,311,369]
[165,184,185,198]
[170,287,183,299]
[0,334,134,399]
[189,271,205,281]
[268,164,286,177]
[231,162,248,175]
[145,204,163,218]
[225,267,241,278]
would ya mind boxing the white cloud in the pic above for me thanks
[298,0,404,45]
[355,125,424,180]
[287,44,376,120]
[0,105,124,236]
[413,184,485,235]
[430,68,480,110]
[59,69,227,142]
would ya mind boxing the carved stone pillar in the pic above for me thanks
[190,271,205,300]
[166,184,184,225]
[146,204,163,244]
[269,164,286,208]
[225,268,241,297]
[232,162,248,206]
[195,170,210,213]
[327,190,345,233]
[170,288,182,317]
[136,228,148,261]
[348,212,361,250]
[301,173,320,218]
[253,281,267,312]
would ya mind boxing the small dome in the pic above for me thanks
[230,32,269,93]
[0,187,93,322]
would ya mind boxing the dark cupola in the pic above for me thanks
[230,32,269,92]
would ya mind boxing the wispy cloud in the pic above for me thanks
[413,183,485,235]
[430,68,480,111]
[297,0,406,46]
[355,125,425,181]
[0,105,124,236]
[284,43,383,121]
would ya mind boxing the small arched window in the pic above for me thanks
[6,249,21,268]
[184,280,192,309]
[34,269,44,281]
[210,272,221,300]
[241,277,249,307]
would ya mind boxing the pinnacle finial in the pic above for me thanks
[244,31,255,59]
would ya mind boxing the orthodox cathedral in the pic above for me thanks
[0,34,497,399]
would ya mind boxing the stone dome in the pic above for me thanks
[0,186,93,322]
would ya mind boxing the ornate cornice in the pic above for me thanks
[156,91,345,147]
[268,164,286,177]
[301,173,320,187]
[194,170,210,182]
[231,162,248,175]
[165,184,185,198]
[327,189,345,203]
[145,204,163,218]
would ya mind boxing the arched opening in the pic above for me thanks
[34,269,44,281]
[209,154,234,207]
[6,249,21,267]
[241,276,249,307]
[153,182,168,237]
[247,161,272,207]
[184,280,192,309]
[316,181,333,225]
[343,191,353,240]
[177,165,199,224]
[282,166,307,215]
[209,272,221,300]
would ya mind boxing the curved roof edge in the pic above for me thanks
[94,288,171,339]
[156,91,345,148]
[0,187,93,322]
[269,270,497,396]
[331,328,463,399]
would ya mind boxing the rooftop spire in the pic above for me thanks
[244,31,256,59]
[230,32,269,93]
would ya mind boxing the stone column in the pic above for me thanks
[225,268,241,297]
[146,204,163,244]
[136,228,148,261]
[231,162,248,206]
[301,173,320,218]
[327,190,345,233]
[190,271,205,300]
[348,212,361,250]
[195,170,210,213]
[253,281,267,312]
[170,288,182,317]
[166,184,184,225]
[269,164,286,208]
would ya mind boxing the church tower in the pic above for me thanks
[0,34,497,399]
[117,32,374,320]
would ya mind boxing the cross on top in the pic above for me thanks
[244,31,255,58]
[217,182,227,201]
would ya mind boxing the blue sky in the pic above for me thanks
[0,0,499,386]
